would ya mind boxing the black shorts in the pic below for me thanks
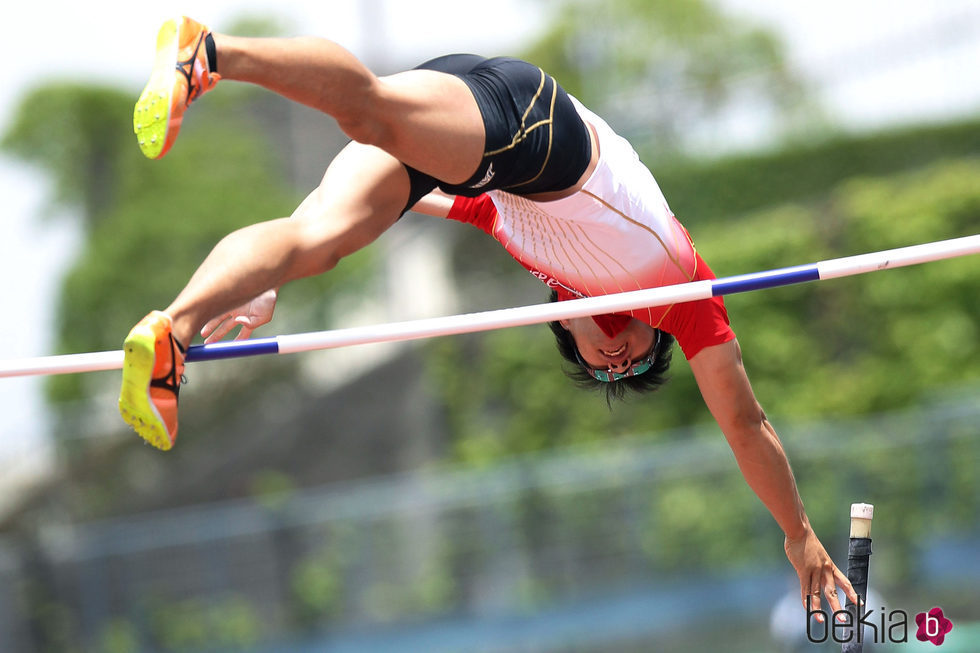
[402,54,592,212]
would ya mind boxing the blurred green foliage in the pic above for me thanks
[146,595,260,652]
[523,0,813,156]
[1,82,376,407]
[655,119,980,229]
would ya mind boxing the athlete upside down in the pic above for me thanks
[120,16,857,620]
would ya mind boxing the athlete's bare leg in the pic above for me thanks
[162,142,410,346]
[213,34,485,185]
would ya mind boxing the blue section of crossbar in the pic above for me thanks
[186,337,280,362]
[711,264,820,296]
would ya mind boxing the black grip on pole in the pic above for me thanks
[842,537,872,653]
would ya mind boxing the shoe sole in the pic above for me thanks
[118,324,173,450]
[133,18,180,159]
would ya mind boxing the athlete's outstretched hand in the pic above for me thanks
[784,526,857,624]
[201,289,278,343]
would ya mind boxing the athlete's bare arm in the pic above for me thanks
[688,339,857,619]
[411,189,456,218]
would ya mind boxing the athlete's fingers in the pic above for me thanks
[201,313,232,339]
[824,580,843,618]
[233,317,255,341]
[203,316,238,343]
[234,327,254,341]
[835,567,859,606]
[803,572,823,622]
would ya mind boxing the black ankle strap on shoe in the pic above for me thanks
[205,33,217,73]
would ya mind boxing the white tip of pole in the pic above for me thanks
[849,503,875,538]
[850,503,874,520]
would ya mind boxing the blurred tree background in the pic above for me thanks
[0,1,978,652]
[523,0,818,157]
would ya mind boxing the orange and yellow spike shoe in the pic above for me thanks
[118,311,186,450]
[133,16,221,159]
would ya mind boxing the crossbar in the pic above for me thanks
[1,234,978,379]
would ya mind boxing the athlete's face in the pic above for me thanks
[559,317,658,375]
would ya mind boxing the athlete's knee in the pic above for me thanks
[330,79,393,147]
[285,216,344,278]
[333,73,445,151]
[336,115,390,148]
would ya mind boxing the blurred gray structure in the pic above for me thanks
[0,392,977,652]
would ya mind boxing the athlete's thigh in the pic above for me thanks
[370,69,485,187]
[295,142,414,258]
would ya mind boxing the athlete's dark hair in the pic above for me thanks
[547,290,673,403]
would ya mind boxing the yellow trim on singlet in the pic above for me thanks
[685,227,700,280]
[555,218,623,298]
[501,195,675,320]
[570,222,636,293]
[580,189,696,283]
[647,227,702,329]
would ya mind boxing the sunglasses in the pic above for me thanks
[573,329,661,383]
